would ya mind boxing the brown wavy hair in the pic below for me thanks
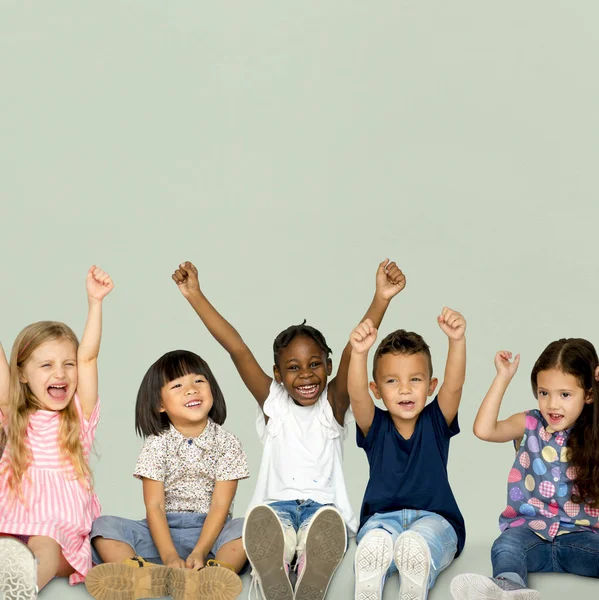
[531,338,599,507]
[1,321,92,497]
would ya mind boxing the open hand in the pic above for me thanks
[350,319,378,354]
[375,259,406,301]
[494,350,520,379]
[86,266,114,302]
[437,307,466,341]
[172,261,200,298]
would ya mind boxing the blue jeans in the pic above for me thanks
[357,509,458,589]
[492,527,599,587]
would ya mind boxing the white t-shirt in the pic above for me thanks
[247,381,358,534]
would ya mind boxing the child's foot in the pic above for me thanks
[393,531,431,600]
[169,559,242,600]
[354,528,393,600]
[0,536,38,600]
[243,504,294,600]
[85,556,170,600]
[450,574,541,600]
[294,506,347,600]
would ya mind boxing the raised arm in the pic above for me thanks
[328,259,406,424]
[348,319,379,435]
[473,351,526,443]
[0,342,9,417]
[436,307,467,425]
[77,266,113,419]
[173,262,272,406]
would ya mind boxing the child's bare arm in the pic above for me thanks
[173,262,272,406]
[142,478,186,569]
[348,319,378,435]
[77,266,113,419]
[473,351,526,443]
[436,308,467,425]
[186,480,238,569]
[329,260,406,424]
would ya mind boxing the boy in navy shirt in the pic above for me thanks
[348,299,467,600]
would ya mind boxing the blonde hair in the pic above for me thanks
[2,321,92,496]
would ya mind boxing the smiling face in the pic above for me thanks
[19,338,78,411]
[160,372,214,432]
[370,352,438,424]
[273,335,332,406]
[536,368,593,431]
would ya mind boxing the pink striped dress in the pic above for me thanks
[0,394,101,585]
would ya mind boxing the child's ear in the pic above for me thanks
[273,365,282,384]
[428,377,439,396]
[18,369,28,384]
[326,358,332,376]
[369,381,382,399]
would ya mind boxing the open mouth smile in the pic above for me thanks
[296,384,319,400]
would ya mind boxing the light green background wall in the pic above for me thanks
[1,2,598,599]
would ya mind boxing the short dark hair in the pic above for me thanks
[372,329,433,380]
[135,350,227,437]
[273,320,332,367]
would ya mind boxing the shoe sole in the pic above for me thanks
[295,507,347,600]
[0,537,37,600]
[394,531,431,600]
[354,529,393,600]
[84,562,171,600]
[243,505,293,600]
[169,565,242,600]
[449,574,541,600]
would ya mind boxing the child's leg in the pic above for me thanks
[294,503,346,600]
[555,530,599,578]
[243,503,297,600]
[28,535,74,590]
[400,512,458,591]
[93,538,137,563]
[215,538,246,573]
[354,512,404,600]
[491,527,551,586]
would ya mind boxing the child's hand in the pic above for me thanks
[350,319,378,354]
[186,551,206,570]
[375,259,406,301]
[494,350,520,379]
[86,266,114,302]
[172,261,201,298]
[164,555,186,569]
[437,307,466,341]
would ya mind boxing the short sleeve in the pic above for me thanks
[216,432,250,481]
[134,434,167,482]
[429,396,459,439]
[73,392,101,435]
[356,405,385,452]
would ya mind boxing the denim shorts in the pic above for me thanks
[90,512,244,567]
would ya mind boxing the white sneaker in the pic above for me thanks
[393,531,431,600]
[354,529,393,600]
[450,573,541,600]
[243,505,294,600]
[0,537,38,600]
[294,506,347,600]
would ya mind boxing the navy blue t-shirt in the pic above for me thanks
[357,397,465,556]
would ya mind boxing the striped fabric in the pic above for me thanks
[0,395,101,585]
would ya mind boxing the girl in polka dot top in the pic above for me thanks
[451,338,599,600]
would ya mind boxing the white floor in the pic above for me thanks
[39,539,597,600]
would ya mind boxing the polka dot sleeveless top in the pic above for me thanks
[499,409,599,538]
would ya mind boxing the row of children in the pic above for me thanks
[1,260,598,600]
